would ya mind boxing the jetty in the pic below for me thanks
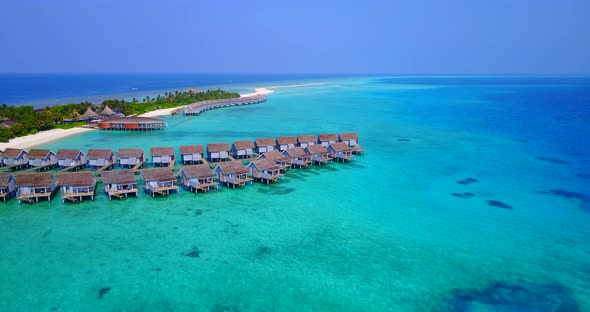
[183,95,266,116]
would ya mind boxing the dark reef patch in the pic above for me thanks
[195,209,204,216]
[457,178,478,185]
[257,186,295,195]
[546,189,588,200]
[451,193,475,198]
[438,281,580,312]
[397,138,411,142]
[211,304,240,312]
[254,245,272,258]
[535,157,570,165]
[487,200,513,210]
[98,287,111,299]
[182,247,201,258]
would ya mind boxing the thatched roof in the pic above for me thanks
[276,136,296,145]
[329,142,353,152]
[255,138,275,147]
[181,164,215,178]
[248,159,280,171]
[216,161,248,175]
[0,172,14,187]
[16,172,52,187]
[142,168,176,182]
[87,149,114,159]
[81,107,99,119]
[260,150,289,162]
[118,148,144,158]
[207,143,230,153]
[56,149,83,159]
[305,144,329,154]
[28,149,53,158]
[58,172,95,187]
[339,133,359,141]
[180,145,204,155]
[150,147,174,157]
[297,134,316,143]
[100,105,115,116]
[283,147,307,158]
[318,134,338,142]
[102,170,136,184]
[232,140,255,150]
[2,148,26,158]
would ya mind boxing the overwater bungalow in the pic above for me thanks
[207,143,231,162]
[16,172,56,203]
[142,168,179,197]
[27,149,57,169]
[318,133,338,147]
[0,172,16,202]
[102,170,138,199]
[257,150,290,172]
[297,134,317,148]
[247,159,283,184]
[304,144,332,165]
[118,148,145,168]
[276,136,297,151]
[254,138,276,154]
[86,149,115,169]
[231,141,255,159]
[2,148,28,169]
[180,164,218,193]
[0,150,3,166]
[58,172,96,203]
[340,132,365,154]
[56,149,86,169]
[179,145,204,165]
[214,161,252,188]
[150,147,175,167]
[327,142,354,162]
[282,147,311,168]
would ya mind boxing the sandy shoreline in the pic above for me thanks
[1,83,325,149]
[0,128,95,150]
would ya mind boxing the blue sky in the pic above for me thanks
[0,0,588,74]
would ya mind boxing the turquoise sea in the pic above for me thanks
[1,76,589,311]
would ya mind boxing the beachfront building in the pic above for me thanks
[58,172,96,203]
[102,170,138,200]
[254,138,275,154]
[56,149,86,169]
[207,143,231,162]
[80,107,99,121]
[318,133,338,147]
[180,164,218,193]
[97,117,167,131]
[150,147,175,167]
[86,149,115,169]
[2,148,28,168]
[117,148,146,168]
[16,172,56,203]
[297,134,317,148]
[282,147,311,168]
[27,149,57,169]
[179,145,204,165]
[258,150,290,172]
[276,136,297,151]
[327,142,354,162]
[231,141,255,159]
[142,168,179,197]
[247,159,283,184]
[214,161,252,188]
[304,144,332,165]
[99,105,117,118]
[0,172,17,202]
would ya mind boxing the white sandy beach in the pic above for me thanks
[0,128,95,150]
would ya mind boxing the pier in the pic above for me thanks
[1,132,365,203]
[183,95,267,116]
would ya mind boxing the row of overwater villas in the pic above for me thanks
[0,133,364,170]
[0,139,363,203]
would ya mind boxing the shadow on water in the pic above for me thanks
[535,156,570,165]
[257,186,295,195]
[437,281,580,312]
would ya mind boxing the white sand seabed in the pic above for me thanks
[0,128,95,150]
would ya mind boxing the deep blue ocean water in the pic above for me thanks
[0,75,589,311]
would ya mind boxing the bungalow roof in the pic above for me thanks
[16,172,52,187]
[101,170,137,184]
[181,164,215,178]
[58,172,95,187]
